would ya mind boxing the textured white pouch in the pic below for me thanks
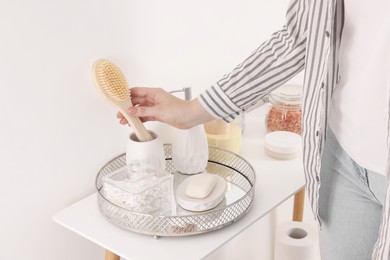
[172,125,208,174]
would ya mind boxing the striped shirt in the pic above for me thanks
[198,0,390,259]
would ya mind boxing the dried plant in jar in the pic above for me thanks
[265,84,302,135]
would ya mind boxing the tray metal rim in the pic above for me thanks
[95,145,256,237]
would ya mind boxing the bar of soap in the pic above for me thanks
[185,173,218,199]
[176,173,227,211]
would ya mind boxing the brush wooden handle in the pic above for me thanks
[117,100,153,142]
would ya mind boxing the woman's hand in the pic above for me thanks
[117,87,214,129]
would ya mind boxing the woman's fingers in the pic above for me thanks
[128,106,159,118]
[131,97,150,106]
[130,87,159,99]
[119,117,128,125]
[117,111,124,118]
[117,108,157,125]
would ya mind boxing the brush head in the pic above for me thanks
[93,59,130,102]
[92,59,153,142]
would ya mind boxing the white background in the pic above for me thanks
[0,1,311,259]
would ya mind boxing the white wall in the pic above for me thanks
[0,1,304,259]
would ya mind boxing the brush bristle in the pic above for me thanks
[94,59,130,101]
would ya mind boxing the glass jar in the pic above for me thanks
[265,84,302,135]
[204,118,242,154]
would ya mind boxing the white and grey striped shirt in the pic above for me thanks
[199,0,390,258]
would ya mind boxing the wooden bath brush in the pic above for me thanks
[92,59,153,142]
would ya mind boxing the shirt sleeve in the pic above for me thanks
[199,0,309,122]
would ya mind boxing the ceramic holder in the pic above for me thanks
[126,130,166,170]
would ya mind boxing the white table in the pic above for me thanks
[53,107,305,260]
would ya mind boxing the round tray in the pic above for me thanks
[96,145,256,237]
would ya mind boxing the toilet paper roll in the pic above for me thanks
[274,221,319,260]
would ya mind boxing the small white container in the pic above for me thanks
[126,130,165,170]
[264,131,302,160]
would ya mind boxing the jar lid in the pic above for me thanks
[268,84,302,108]
[264,131,302,154]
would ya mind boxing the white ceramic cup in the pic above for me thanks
[126,131,166,170]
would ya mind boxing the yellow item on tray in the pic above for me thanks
[206,124,241,154]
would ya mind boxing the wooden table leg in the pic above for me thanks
[292,188,305,222]
[105,250,120,260]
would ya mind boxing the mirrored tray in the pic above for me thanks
[96,145,256,237]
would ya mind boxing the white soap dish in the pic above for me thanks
[175,173,227,212]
